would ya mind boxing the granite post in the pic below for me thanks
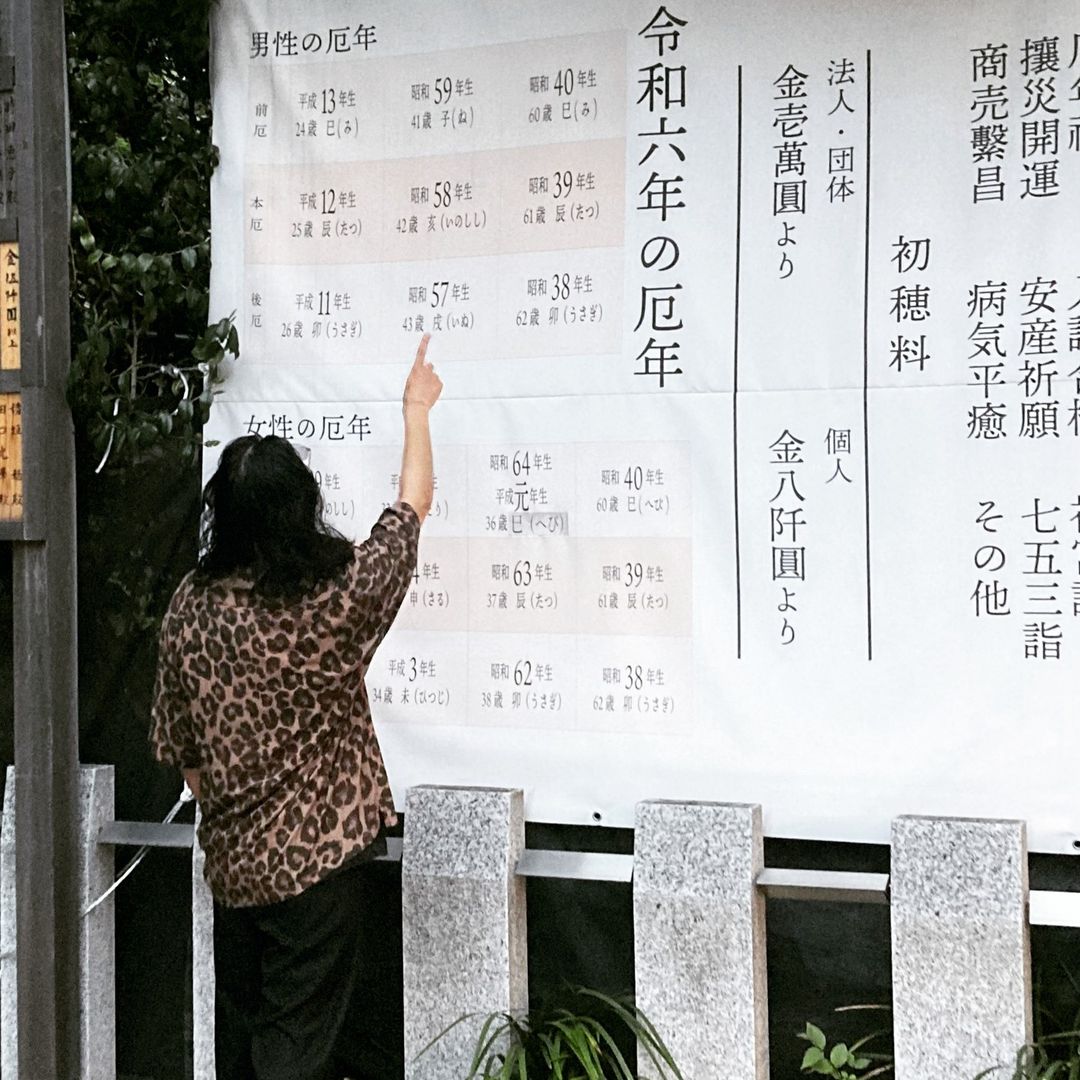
[634,801,768,1080]
[191,804,216,1079]
[891,815,1031,1080]
[402,786,526,1080]
[1,765,116,1079]
[1,768,16,1079]
[76,765,116,1080]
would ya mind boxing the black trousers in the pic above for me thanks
[213,853,400,1080]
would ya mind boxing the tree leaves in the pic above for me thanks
[65,0,237,469]
[796,1017,892,1080]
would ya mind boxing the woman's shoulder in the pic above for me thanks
[167,569,199,610]
[363,501,421,547]
[385,500,421,531]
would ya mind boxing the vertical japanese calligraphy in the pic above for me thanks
[633,7,688,387]
[0,393,22,521]
[971,34,1080,204]
[0,88,14,220]
[0,243,17,370]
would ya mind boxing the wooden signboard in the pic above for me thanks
[0,83,12,222]
[0,241,17,369]
[0,390,21,520]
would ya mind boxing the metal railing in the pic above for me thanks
[95,817,1080,925]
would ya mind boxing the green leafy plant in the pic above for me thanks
[973,949,1080,1078]
[422,987,682,1080]
[797,1006,893,1080]
[974,1035,1080,1080]
[65,0,238,470]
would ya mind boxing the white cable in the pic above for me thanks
[82,783,195,918]
[93,398,122,474]
[160,363,190,410]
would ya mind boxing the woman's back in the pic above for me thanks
[152,501,419,906]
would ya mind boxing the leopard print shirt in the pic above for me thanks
[150,503,419,908]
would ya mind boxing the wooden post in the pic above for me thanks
[5,0,81,1074]
[0,9,21,524]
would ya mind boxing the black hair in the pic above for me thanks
[196,435,353,598]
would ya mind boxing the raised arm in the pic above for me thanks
[399,333,442,522]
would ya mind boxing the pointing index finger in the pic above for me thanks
[412,332,431,369]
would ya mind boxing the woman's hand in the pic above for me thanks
[182,768,201,802]
[402,333,442,414]
[399,335,439,520]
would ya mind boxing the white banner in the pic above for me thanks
[208,0,1080,851]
